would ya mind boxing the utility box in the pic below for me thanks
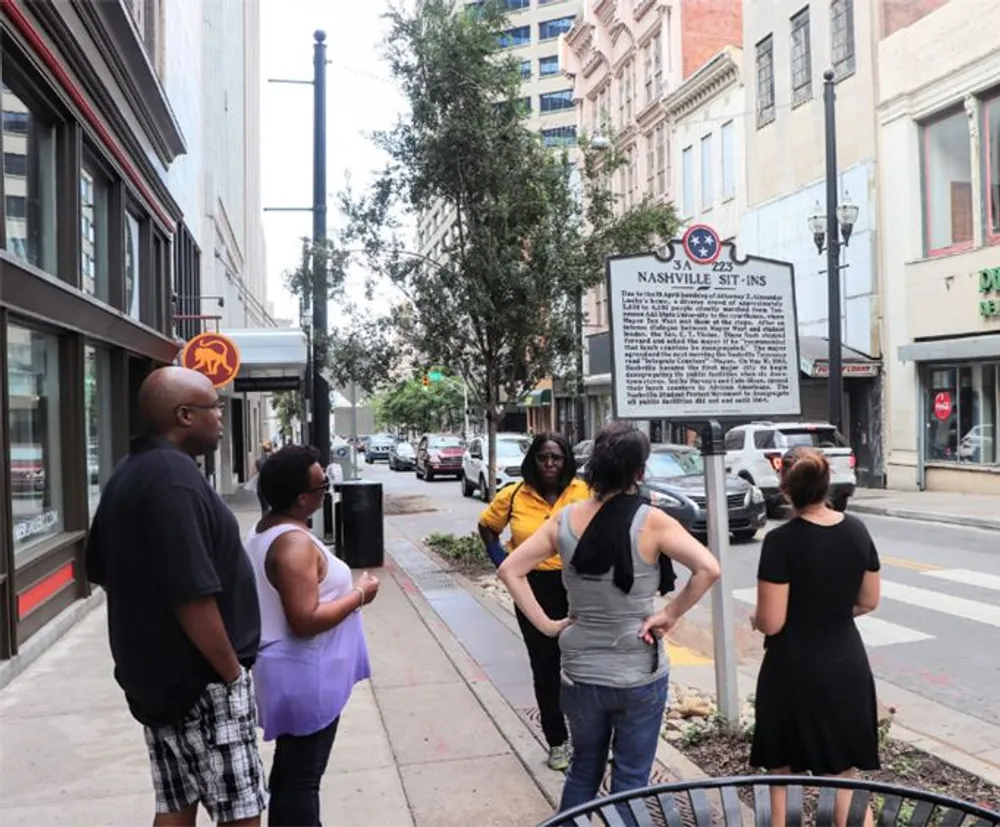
[332,481,384,569]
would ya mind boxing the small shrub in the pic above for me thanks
[424,532,491,571]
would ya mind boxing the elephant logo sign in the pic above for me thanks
[181,333,241,388]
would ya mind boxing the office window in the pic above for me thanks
[85,345,115,518]
[499,26,530,48]
[682,145,694,215]
[654,30,664,97]
[1,82,57,271]
[790,8,812,106]
[539,89,573,113]
[831,0,856,78]
[721,121,735,199]
[520,60,531,80]
[985,93,1000,239]
[81,161,111,301]
[922,110,973,254]
[700,133,713,209]
[542,126,577,148]
[539,16,574,41]
[618,73,626,127]
[505,0,529,9]
[656,123,667,195]
[624,61,634,122]
[125,211,142,320]
[539,55,560,77]
[643,41,654,104]
[646,131,655,193]
[8,323,64,554]
[625,146,635,207]
[755,36,776,127]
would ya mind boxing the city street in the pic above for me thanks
[362,459,1000,729]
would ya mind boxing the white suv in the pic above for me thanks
[725,422,857,515]
[461,433,530,502]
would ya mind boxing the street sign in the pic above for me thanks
[180,332,241,389]
[606,230,799,729]
[428,370,444,382]
[606,230,801,422]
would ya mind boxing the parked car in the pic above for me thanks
[388,441,416,471]
[724,421,857,515]
[365,435,395,464]
[959,424,994,462]
[415,433,466,481]
[10,445,45,495]
[643,444,767,543]
[461,433,530,501]
[574,439,593,466]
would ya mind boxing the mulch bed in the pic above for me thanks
[384,494,439,515]
[678,728,1000,813]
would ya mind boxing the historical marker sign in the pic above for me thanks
[607,229,801,421]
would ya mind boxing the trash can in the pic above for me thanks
[332,480,384,569]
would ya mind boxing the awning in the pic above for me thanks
[799,336,880,379]
[219,328,308,393]
[523,389,552,407]
[898,334,1000,363]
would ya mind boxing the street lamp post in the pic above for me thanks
[806,69,860,435]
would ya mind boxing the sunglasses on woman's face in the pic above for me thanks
[536,452,565,465]
[306,476,331,494]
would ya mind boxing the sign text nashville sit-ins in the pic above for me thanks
[980,266,1000,318]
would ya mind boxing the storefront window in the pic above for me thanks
[7,324,63,554]
[922,110,973,255]
[925,363,999,465]
[985,93,1000,238]
[1,83,57,271]
[81,163,110,301]
[84,346,114,518]
[125,211,141,320]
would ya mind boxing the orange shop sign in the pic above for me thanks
[180,332,241,388]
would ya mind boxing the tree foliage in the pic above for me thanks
[345,0,680,494]
[271,391,304,444]
[373,374,465,437]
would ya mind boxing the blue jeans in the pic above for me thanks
[268,717,339,827]
[558,673,668,820]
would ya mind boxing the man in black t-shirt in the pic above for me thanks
[86,366,266,826]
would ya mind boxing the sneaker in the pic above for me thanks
[547,742,571,772]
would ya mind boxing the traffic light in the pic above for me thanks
[422,375,430,387]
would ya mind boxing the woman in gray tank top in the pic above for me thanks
[498,422,720,820]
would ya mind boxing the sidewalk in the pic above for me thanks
[850,487,1000,531]
[0,501,556,827]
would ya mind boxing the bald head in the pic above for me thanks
[138,368,223,453]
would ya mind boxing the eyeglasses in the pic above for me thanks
[536,453,565,465]
[177,400,225,413]
[306,475,331,494]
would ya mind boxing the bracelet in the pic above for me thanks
[352,586,366,611]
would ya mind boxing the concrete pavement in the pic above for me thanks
[850,487,1000,531]
[0,499,556,827]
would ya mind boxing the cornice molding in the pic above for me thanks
[662,50,741,121]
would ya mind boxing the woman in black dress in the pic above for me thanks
[750,446,882,827]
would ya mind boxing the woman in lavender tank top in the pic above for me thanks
[246,445,377,827]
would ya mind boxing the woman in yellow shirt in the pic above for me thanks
[479,432,589,771]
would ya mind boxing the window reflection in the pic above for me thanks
[2,83,57,271]
[7,324,63,553]
[81,164,110,300]
[84,346,114,518]
[125,211,141,320]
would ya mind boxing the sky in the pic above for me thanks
[259,0,408,324]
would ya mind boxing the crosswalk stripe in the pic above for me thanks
[880,580,1000,627]
[923,568,1000,593]
[731,588,934,648]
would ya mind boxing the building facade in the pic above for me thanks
[560,0,742,441]
[741,0,884,487]
[0,0,285,661]
[877,0,1000,494]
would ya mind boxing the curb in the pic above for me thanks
[0,588,106,692]
[382,550,565,809]
[849,503,1000,532]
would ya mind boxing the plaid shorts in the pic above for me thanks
[143,668,268,822]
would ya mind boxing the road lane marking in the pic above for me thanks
[880,555,939,572]
[880,580,1000,627]
[731,588,934,648]
[922,568,1000,592]
[666,640,713,666]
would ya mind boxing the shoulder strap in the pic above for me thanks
[506,482,524,522]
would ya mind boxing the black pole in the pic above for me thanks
[312,30,333,538]
[574,286,586,445]
[823,68,842,434]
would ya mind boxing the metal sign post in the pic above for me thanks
[701,420,739,725]
[604,225,800,731]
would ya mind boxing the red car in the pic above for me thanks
[415,433,465,481]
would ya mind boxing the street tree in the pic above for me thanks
[373,375,465,437]
[345,0,679,496]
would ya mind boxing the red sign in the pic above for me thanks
[180,332,241,388]
[933,391,952,421]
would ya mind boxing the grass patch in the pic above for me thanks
[424,532,494,574]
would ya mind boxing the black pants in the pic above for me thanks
[268,717,339,827]
[514,569,569,748]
